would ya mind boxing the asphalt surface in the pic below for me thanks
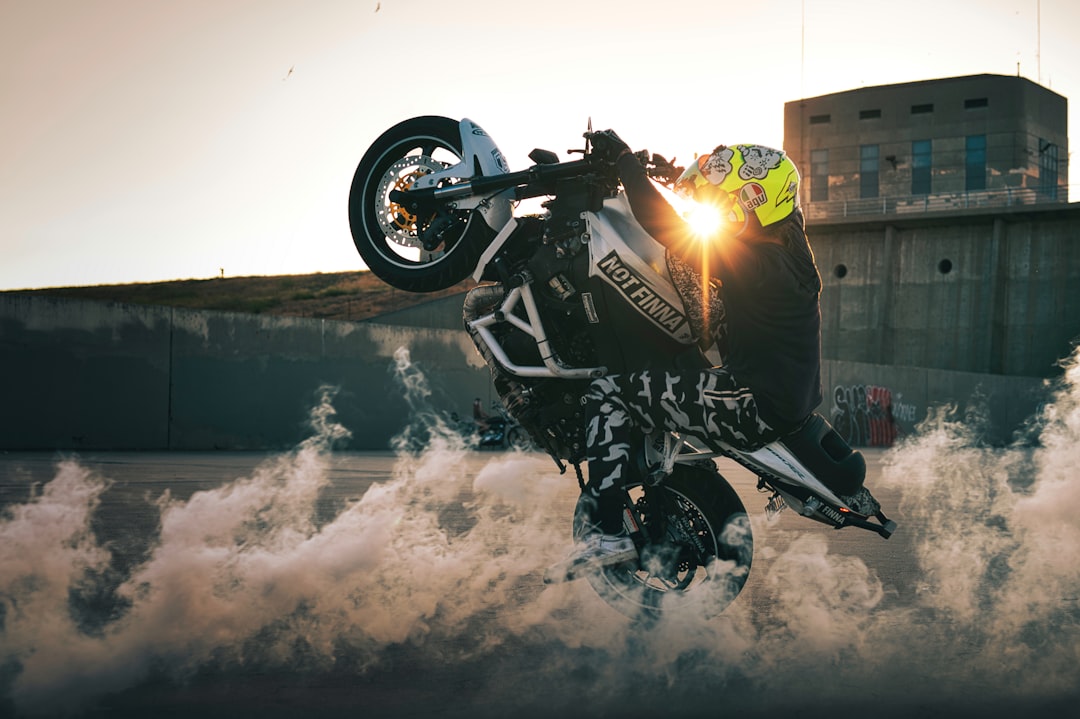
[1,444,1077,719]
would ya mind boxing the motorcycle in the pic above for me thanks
[348,116,896,620]
[476,402,532,450]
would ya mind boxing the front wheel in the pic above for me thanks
[574,462,753,621]
[348,116,497,292]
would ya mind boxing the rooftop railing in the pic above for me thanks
[805,184,1073,220]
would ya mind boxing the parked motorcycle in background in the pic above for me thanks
[348,116,895,620]
[476,401,532,450]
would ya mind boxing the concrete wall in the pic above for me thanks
[812,203,1080,378]
[821,358,1046,448]
[0,295,494,451]
[362,291,470,331]
[1,295,1053,451]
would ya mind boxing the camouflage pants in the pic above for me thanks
[584,368,777,501]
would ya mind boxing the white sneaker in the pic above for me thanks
[543,533,638,584]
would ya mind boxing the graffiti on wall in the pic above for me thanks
[832,384,918,447]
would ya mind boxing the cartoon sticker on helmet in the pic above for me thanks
[701,146,735,184]
[737,145,784,181]
[739,182,767,210]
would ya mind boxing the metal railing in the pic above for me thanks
[805,184,1074,220]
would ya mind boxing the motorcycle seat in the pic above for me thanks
[778,413,866,497]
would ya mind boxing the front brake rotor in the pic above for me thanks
[376,156,446,247]
[388,170,430,232]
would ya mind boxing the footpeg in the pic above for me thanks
[875,514,897,539]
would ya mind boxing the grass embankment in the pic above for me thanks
[8,271,474,322]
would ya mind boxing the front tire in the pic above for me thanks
[348,116,497,292]
[573,463,753,621]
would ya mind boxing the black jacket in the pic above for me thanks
[615,152,823,431]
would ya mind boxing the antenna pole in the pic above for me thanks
[1037,0,1042,84]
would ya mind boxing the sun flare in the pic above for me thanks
[655,181,724,240]
[683,203,723,239]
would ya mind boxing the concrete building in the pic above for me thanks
[783,74,1069,220]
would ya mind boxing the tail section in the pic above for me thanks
[713,413,897,539]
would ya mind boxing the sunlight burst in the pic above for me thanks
[684,203,723,239]
[655,181,724,241]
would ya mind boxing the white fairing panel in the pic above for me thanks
[458,118,511,176]
[587,194,695,345]
[411,118,513,231]
[727,441,844,504]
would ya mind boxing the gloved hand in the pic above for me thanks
[586,129,630,165]
[647,153,685,185]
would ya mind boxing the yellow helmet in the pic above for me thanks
[674,144,800,232]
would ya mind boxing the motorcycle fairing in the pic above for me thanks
[410,118,514,231]
[671,437,895,537]
[411,118,509,184]
[666,433,842,501]
[723,440,844,504]
[660,411,895,538]
[586,195,696,346]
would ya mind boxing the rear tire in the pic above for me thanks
[348,116,497,292]
[573,462,752,621]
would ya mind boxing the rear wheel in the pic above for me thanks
[573,462,753,621]
[348,116,497,292]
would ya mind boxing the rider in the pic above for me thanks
[559,130,874,575]
[472,397,491,431]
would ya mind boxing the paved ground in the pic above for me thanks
[0,445,1076,718]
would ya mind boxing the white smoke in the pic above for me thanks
[0,461,115,710]
[1,347,1078,717]
[0,357,595,716]
[870,351,1080,700]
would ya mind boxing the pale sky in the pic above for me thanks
[1,0,1076,290]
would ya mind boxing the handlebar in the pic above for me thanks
[388,147,683,217]
[389,157,604,217]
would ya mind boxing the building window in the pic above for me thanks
[860,144,879,198]
[1039,139,1059,200]
[912,139,932,195]
[810,149,829,202]
[965,135,986,191]
[911,103,934,114]
[859,109,881,120]
[809,114,831,125]
[964,97,989,109]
